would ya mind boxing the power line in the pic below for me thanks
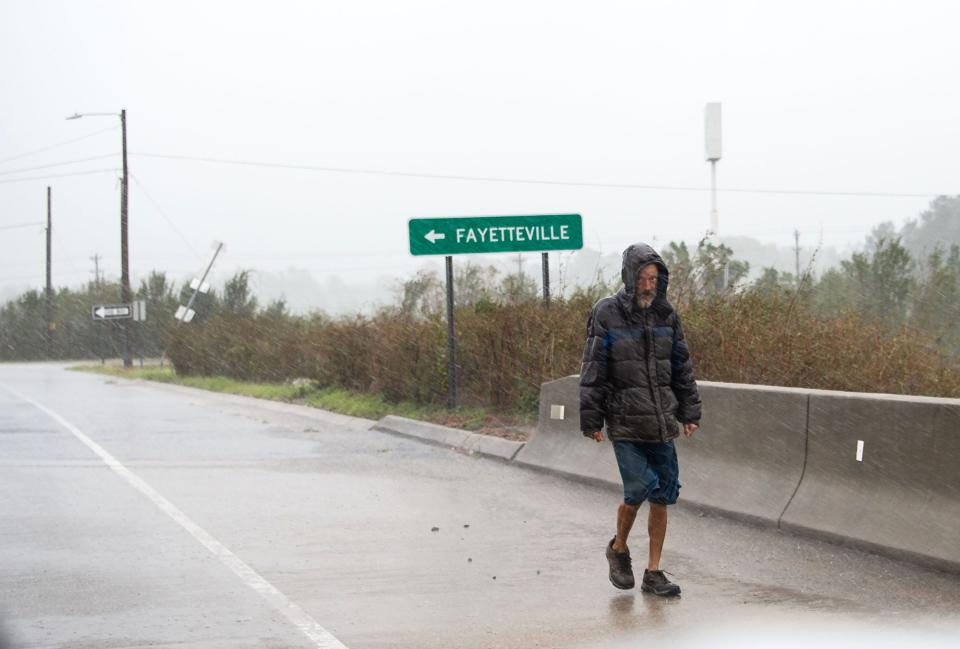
[129,172,203,259]
[0,125,118,165]
[131,151,951,199]
[0,168,119,185]
[0,221,44,231]
[0,154,118,177]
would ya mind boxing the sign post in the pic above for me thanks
[444,256,457,409]
[408,214,583,408]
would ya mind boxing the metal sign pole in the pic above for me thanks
[177,241,224,325]
[541,252,550,307]
[445,255,458,409]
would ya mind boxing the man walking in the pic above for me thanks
[580,243,702,596]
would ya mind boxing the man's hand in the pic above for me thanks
[587,431,604,443]
[683,422,699,438]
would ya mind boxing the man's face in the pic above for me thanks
[635,263,658,308]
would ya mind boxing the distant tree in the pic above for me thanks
[398,269,444,317]
[900,195,960,260]
[662,241,697,306]
[454,263,498,308]
[262,297,290,319]
[498,271,538,304]
[814,237,913,326]
[866,221,898,253]
[752,267,797,294]
[911,245,960,356]
[221,270,258,317]
[697,238,750,294]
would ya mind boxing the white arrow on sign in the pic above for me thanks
[93,305,132,319]
[424,229,446,244]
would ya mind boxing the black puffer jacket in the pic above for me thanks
[579,243,702,442]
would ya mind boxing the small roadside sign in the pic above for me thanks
[409,214,583,256]
[92,304,133,320]
[174,305,196,323]
[132,299,147,322]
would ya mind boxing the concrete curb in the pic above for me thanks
[371,415,525,462]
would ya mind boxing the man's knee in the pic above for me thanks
[621,501,641,511]
[648,502,669,517]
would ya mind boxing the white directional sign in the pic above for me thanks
[92,304,133,320]
[174,305,196,323]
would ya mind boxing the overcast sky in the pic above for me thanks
[1,0,958,301]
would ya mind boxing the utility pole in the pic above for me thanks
[66,109,132,366]
[119,108,132,367]
[794,229,801,285]
[45,186,53,355]
[90,254,103,287]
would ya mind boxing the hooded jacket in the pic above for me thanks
[579,243,702,442]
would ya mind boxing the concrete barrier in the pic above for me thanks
[780,390,960,571]
[513,375,621,488]
[679,382,808,524]
[522,375,960,571]
[516,377,809,525]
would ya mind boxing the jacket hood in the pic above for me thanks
[618,242,671,314]
[617,243,673,315]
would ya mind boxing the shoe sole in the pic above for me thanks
[641,583,681,597]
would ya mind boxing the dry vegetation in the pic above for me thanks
[167,288,960,418]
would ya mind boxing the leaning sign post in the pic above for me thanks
[408,214,583,409]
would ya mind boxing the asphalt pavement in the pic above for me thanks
[1,363,958,649]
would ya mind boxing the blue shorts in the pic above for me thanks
[612,440,681,506]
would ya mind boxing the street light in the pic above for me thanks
[67,109,132,367]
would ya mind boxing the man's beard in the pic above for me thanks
[636,292,655,309]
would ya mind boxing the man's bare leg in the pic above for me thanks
[612,502,639,553]
[647,503,668,570]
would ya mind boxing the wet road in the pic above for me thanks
[1,363,958,649]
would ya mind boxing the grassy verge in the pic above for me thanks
[72,365,535,440]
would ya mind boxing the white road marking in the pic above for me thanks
[1,384,349,649]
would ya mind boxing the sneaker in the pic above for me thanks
[605,538,635,590]
[641,569,681,597]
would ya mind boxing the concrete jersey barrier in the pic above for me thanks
[679,382,808,524]
[515,376,809,525]
[780,390,960,570]
[519,375,960,571]
[513,375,622,488]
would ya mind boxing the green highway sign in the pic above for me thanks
[409,214,583,256]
